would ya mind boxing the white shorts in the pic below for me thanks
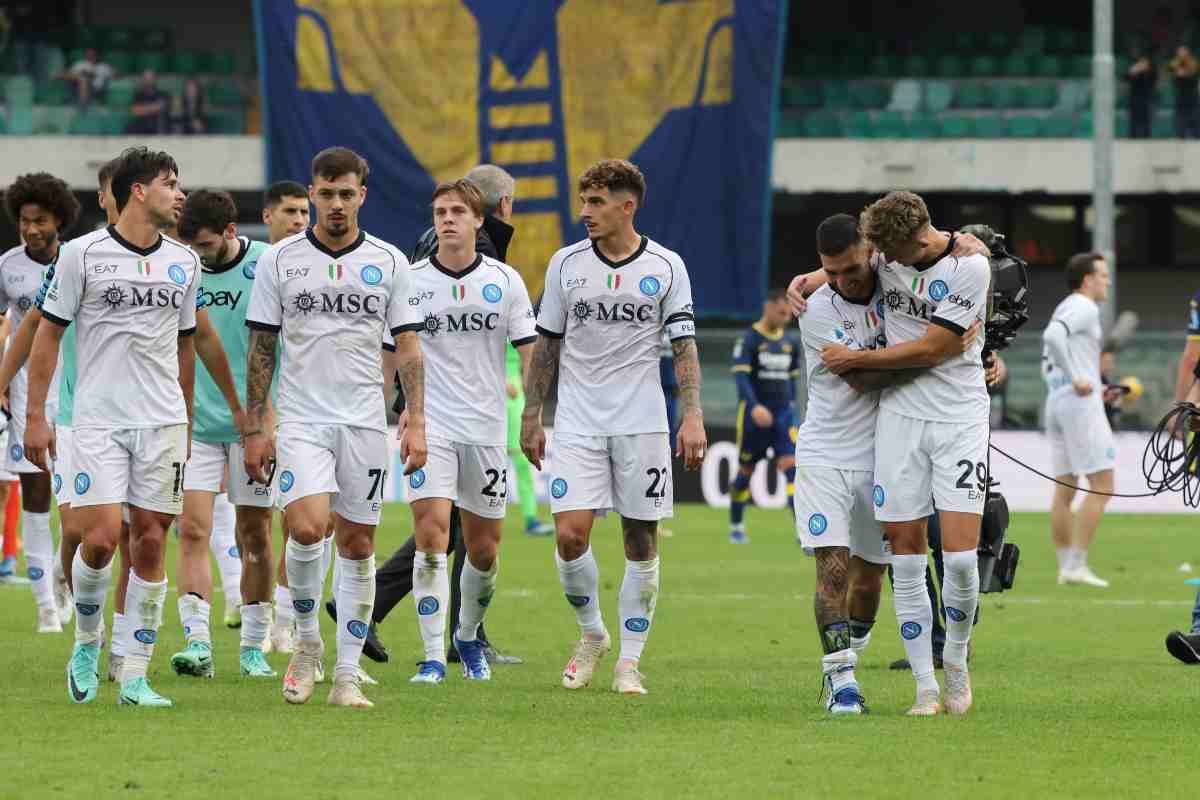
[548,432,673,521]
[185,439,275,508]
[71,424,189,515]
[1045,390,1116,477]
[275,422,388,526]
[794,466,891,565]
[405,436,508,520]
[0,429,18,483]
[873,408,989,521]
[6,398,57,474]
[51,425,74,506]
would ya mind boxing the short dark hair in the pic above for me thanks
[263,180,307,209]
[431,179,484,219]
[765,288,787,303]
[97,158,119,191]
[110,146,179,213]
[578,159,646,207]
[178,189,237,241]
[816,213,862,257]
[311,147,369,186]
[4,172,81,231]
[1065,251,1102,290]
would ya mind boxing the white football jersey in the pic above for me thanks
[875,249,990,424]
[537,236,695,436]
[40,226,199,428]
[408,254,536,445]
[1042,293,1101,392]
[794,283,885,471]
[245,229,420,432]
[0,245,61,413]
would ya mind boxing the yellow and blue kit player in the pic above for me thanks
[729,289,801,543]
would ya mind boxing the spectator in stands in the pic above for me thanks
[1126,50,1156,139]
[1170,45,1200,139]
[173,78,207,135]
[61,48,113,109]
[125,69,169,135]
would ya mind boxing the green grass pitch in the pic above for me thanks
[1,505,1198,799]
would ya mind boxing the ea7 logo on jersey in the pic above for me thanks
[408,290,435,306]
[285,267,311,280]
[90,263,120,275]
[566,277,588,288]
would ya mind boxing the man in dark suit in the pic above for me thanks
[326,165,524,664]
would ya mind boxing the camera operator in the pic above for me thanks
[1169,45,1200,139]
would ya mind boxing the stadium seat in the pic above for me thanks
[1069,55,1092,79]
[34,106,74,135]
[1034,55,1063,78]
[985,31,1013,53]
[802,111,842,137]
[955,82,991,109]
[107,50,136,74]
[867,54,897,78]
[780,83,822,109]
[66,48,85,67]
[1050,29,1081,54]
[938,115,974,138]
[1057,80,1089,112]
[7,106,33,136]
[935,55,964,79]
[924,81,955,113]
[1043,113,1076,137]
[207,79,242,107]
[136,52,168,73]
[35,79,72,106]
[908,112,940,138]
[106,79,137,110]
[971,56,999,78]
[1002,53,1031,77]
[1017,27,1047,54]
[1026,82,1058,109]
[850,81,888,109]
[1076,112,1093,137]
[902,55,930,77]
[212,52,237,75]
[872,110,907,138]
[44,47,66,79]
[106,28,135,50]
[4,76,34,106]
[171,50,199,74]
[991,83,1019,108]
[843,111,873,138]
[775,112,804,138]
[886,80,922,112]
[1152,113,1174,139]
[821,81,851,109]
[1008,115,1042,137]
[144,28,172,50]
[193,51,215,73]
[975,114,1008,137]
[0,114,8,135]
[1116,111,1131,138]
[1158,81,1175,107]
[69,110,110,135]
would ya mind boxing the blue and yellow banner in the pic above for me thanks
[255,0,785,315]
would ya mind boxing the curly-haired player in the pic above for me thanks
[1,173,80,633]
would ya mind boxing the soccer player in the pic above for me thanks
[819,191,990,716]
[507,342,553,538]
[262,181,310,245]
[244,146,426,709]
[1042,253,1115,588]
[728,289,800,544]
[261,180,311,654]
[521,159,706,695]
[403,179,536,683]
[173,189,281,678]
[26,146,199,708]
[0,172,81,632]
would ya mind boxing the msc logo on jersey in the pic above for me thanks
[572,301,592,322]
[361,265,383,286]
[807,513,827,536]
[571,301,655,324]
[409,469,427,489]
[291,290,381,316]
[102,283,128,309]
[347,619,368,638]
[168,264,189,286]
[75,472,91,495]
[9,443,22,462]
[900,621,922,640]
[243,262,257,280]
[550,478,568,498]
[279,470,295,492]
[639,276,661,297]
[421,312,501,337]
[625,617,650,633]
[928,279,949,301]
[872,484,885,507]
[482,283,502,303]
[417,596,439,615]
[17,296,31,312]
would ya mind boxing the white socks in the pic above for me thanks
[555,547,605,639]
[334,554,375,680]
[23,511,54,610]
[457,556,497,642]
[71,548,111,645]
[821,647,858,693]
[941,549,980,667]
[177,593,211,645]
[285,538,325,644]
[892,553,938,696]
[110,612,127,656]
[1057,546,1086,572]
[209,493,242,608]
[321,533,336,587]
[120,570,166,683]
[273,583,294,629]
[413,551,448,663]
[240,602,271,650]
[618,557,659,662]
